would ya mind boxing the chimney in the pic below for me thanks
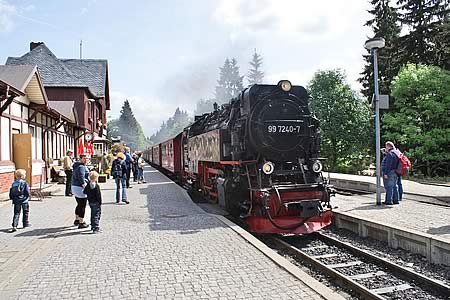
[30,42,44,51]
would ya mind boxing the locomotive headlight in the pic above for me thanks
[312,160,323,173]
[278,80,292,92]
[262,161,275,175]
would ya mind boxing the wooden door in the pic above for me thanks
[13,134,33,185]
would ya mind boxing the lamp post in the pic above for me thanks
[364,37,385,206]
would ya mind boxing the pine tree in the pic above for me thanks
[359,0,401,101]
[149,108,192,144]
[115,100,146,150]
[215,58,244,104]
[247,49,264,85]
[215,58,232,104]
[396,0,450,67]
[430,9,450,70]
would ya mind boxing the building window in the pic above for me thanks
[93,143,103,156]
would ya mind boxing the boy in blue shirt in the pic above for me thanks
[9,169,31,232]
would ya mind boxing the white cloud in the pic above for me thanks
[213,0,372,90]
[0,0,16,33]
[213,0,370,41]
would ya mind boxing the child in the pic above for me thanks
[83,171,102,233]
[9,169,31,232]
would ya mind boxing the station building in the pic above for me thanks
[0,42,110,194]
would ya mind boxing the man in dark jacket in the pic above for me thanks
[71,154,89,228]
[132,152,139,182]
[124,147,133,188]
[112,152,129,204]
[381,141,400,205]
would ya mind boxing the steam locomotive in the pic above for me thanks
[144,80,334,234]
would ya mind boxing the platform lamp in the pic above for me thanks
[364,37,385,205]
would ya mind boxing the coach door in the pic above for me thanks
[12,133,33,185]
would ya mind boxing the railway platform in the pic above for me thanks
[0,166,342,300]
[328,172,449,200]
[328,172,450,266]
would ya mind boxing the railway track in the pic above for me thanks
[270,232,450,300]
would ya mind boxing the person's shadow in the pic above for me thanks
[12,225,75,237]
[427,225,450,235]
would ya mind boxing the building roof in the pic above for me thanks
[0,64,47,104]
[48,100,77,123]
[0,65,35,91]
[6,43,109,107]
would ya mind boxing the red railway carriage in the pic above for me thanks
[143,148,152,162]
[152,145,161,166]
[160,133,182,175]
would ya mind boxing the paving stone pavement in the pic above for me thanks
[0,166,325,299]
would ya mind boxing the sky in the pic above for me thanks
[0,0,373,136]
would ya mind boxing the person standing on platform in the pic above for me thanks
[63,149,74,197]
[84,171,103,233]
[100,152,109,174]
[9,169,31,232]
[112,152,129,204]
[381,141,400,205]
[132,152,139,182]
[72,154,89,228]
[124,147,133,188]
[137,152,146,184]
[392,146,411,202]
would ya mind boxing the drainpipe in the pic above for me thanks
[42,130,48,183]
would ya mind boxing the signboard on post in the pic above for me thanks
[371,94,390,110]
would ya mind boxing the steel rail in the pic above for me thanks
[271,233,450,300]
[316,232,450,296]
[271,237,385,300]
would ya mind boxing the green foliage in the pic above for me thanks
[308,69,372,172]
[110,143,125,155]
[107,100,146,151]
[383,64,450,176]
[247,50,264,85]
[149,108,192,144]
[215,58,244,104]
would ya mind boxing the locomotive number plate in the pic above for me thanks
[267,125,301,134]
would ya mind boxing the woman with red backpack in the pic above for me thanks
[392,146,412,202]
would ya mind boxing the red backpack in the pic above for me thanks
[395,152,411,176]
